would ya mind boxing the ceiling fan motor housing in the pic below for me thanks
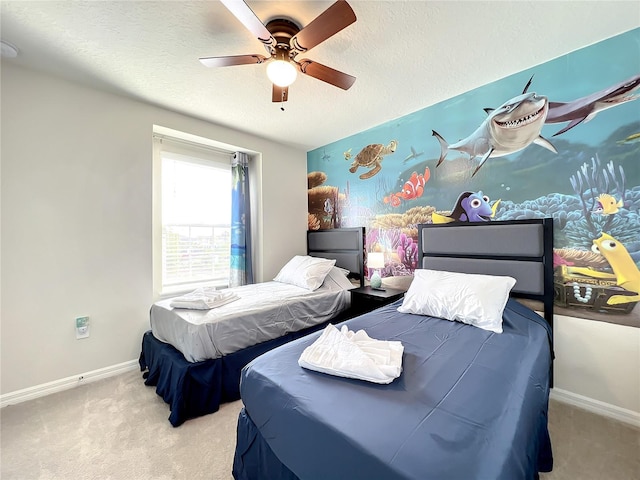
[265,18,301,57]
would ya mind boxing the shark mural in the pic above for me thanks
[546,73,640,136]
[307,28,640,327]
[432,77,557,176]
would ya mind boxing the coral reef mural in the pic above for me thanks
[307,28,640,327]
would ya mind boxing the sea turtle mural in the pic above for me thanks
[344,139,398,180]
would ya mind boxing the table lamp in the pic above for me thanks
[368,252,385,289]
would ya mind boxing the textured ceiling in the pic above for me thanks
[1,1,638,151]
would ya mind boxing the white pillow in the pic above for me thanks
[397,269,516,333]
[273,255,336,291]
[323,266,357,291]
[334,266,350,276]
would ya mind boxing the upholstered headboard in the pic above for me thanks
[307,227,365,287]
[417,219,554,327]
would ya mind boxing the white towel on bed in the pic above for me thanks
[298,324,403,384]
[170,288,239,310]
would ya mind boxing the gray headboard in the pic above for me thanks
[417,219,554,328]
[307,227,365,287]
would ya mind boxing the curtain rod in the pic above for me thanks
[152,133,235,157]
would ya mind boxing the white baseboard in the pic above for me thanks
[551,388,640,429]
[3,362,638,430]
[0,360,139,409]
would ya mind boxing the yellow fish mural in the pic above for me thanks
[592,193,623,215]
[566,232,640,305]
[616,132,640,145]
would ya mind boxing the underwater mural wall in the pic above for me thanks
[307,28,640,327]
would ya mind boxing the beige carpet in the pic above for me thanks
[1,369,638,479]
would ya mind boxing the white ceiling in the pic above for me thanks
[2,1,638,151]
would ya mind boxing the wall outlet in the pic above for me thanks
[75,316,90,339]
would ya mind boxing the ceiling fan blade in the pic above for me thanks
[199,54,269,68]
[220,0,275,49]
[297,59,356,90]
[291,0,356,53]
[272,84,289,103]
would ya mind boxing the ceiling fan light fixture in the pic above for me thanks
[266,58,297,87]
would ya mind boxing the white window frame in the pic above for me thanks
[152,127,236,298]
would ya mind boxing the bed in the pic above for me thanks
[139,227,365,427]
[232,218,555,480]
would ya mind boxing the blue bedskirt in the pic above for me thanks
[139,312,352,426]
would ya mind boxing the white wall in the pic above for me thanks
[1,64,638,423]
[553,314,639,415]
[1,63,308,394]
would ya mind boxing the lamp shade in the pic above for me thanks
[368,252,385,269]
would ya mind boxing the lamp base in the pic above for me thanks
[370,271,382,289]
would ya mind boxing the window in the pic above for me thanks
[153,131,232,295]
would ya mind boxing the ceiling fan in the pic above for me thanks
[200,0,357,104]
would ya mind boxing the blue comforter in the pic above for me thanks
[235,299,553,480]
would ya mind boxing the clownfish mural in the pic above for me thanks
[383,167,430,208]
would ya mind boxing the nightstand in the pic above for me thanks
[350,286,406,317]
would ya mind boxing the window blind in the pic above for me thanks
[155,135,233,291]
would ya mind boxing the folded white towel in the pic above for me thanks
[170,289,239,310]
[298,324,403,384]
